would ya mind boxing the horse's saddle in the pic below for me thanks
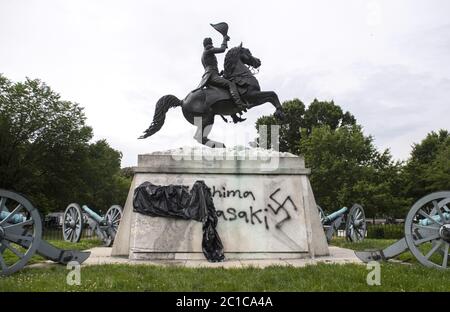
[205,85,233,105]
[186,84,247,114]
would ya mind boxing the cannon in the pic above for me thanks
[63,203,122,247]
[317,204,367,243]
[0,189,90,276]
[356,191,450,269]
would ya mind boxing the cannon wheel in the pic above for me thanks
[0,189,42,275]
[63,203,83,243]
[345,204,367,242]
[317,205,326,225]
[103,205,122,247]
[405,191,450,269]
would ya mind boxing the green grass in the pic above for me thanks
[1,262,450,291]
[331,237,445,265]
[2,239,102,266]
[44,238,102,251]
[331,237,398,251]
[1,238,449,292]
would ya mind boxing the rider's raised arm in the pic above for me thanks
[208,37,228,54]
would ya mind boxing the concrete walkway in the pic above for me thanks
[29,246,362,269]
[78,246,362,268]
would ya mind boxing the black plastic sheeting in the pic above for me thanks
[133,180,225,262]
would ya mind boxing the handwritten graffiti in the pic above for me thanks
[212,186,255,201]
[213,186,298,231]
[216,207,269,230]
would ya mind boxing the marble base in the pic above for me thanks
[130,252,310,260]
[112,147,329,260]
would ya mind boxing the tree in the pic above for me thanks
[0,74,130,213]
[254,97,410,218]
[76,140,131,214]
[403,130,450,199]
[120,167,135,179]
[299,125,408,218]
[303,99,356,135]
[423,143,450,191]
[255,98,356,154]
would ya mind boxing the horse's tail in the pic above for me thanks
[138,95,182,139]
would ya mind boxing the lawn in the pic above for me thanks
[2,239,102,266]
[332,237,447,265]
[0,238,449,292]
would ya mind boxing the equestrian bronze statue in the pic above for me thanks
[139,22,285,148]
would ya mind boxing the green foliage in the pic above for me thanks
[255,98,410,218]
[0,74,130,213]
[424,142,450,190]
[303,99,356,135]
[255,98,356,154]
[76,140,131,213]
[300,125,408,217]
[120,167,135,179]
[254,98,304,153]
[403,130,450,200]
[366,224,404,239]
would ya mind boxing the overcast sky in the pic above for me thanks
[1,0,449,167]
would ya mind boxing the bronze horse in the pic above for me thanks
[139,44,285,147]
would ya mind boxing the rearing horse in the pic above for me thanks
[139,44,285,147]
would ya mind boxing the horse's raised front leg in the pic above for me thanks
[193,116,226,148]
[245,91,285,120]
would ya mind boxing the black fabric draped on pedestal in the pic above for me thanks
[133,180,225,262]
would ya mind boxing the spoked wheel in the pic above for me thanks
[405,191,450,269]
[317,205,326,225]
[103,205,122,247]
[0,189,42,276]
[63,203,83,243]
[345,204,367,242]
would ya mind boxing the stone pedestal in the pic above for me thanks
[112,147,329,260]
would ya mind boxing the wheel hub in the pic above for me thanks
[353,220,362,227]
[439,224,450,242]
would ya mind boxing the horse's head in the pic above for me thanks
[238,43,261,69]
[224,43,261,78]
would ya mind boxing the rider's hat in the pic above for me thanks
[210,22,228,37]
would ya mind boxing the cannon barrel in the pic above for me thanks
[419,211,450,226]
[81,205,104,223]
[0,210,27,224]
[324,206,348,223]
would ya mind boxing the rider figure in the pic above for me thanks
[196,36,246,111]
